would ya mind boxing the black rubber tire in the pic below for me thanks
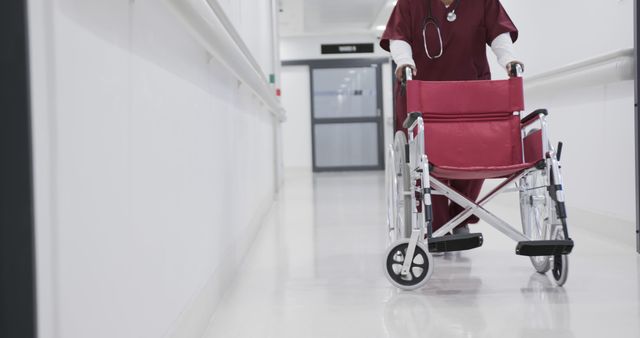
[384,240,433,290]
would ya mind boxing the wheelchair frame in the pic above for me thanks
[384,67,573,290]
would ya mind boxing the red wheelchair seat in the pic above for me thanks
[406,77,542,179]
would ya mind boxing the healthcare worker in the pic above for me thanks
[381,0,524,233]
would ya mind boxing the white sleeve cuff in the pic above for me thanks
[390,39,415,67]
[490,33,517,68]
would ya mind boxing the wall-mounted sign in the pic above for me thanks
[321,43,375,54]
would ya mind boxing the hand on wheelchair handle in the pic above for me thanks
[395,64,417,82]
[507,61,525,77]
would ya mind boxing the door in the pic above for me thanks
[310,60,385,172]
[1,0,37,337]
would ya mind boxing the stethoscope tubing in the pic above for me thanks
[422,18,443,59]
[422,0,461,60]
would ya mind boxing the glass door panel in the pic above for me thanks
[311,63,383,171]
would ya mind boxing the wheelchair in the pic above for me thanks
[384,66,574,290]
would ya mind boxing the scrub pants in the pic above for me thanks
[431,179,483,231]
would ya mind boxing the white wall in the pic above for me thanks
[281,66,313,169]
[498,0,634,77]
[219,0,278,78]
[495,0,636,231]
[28,1,280,337]
[531,81,635,219]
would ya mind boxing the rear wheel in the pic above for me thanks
[386,132,412,244]
[386,145,399,243]
[519,168,552,273]
[551,226,569,286]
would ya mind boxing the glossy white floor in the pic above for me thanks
[204,170,640,338]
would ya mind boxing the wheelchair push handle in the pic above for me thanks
[404,66,413,81]
[400,66,414,95]
[400,66,414,89]
[509,63,523,77]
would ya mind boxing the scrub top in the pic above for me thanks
[381,0,518,82]
[381,0,518,131]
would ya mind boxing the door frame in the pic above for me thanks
[635,0,639,253]
[0,0,38,336]
[283,58,389,172]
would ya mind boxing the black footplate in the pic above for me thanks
[515,240,574,256]
[428,233,484,253]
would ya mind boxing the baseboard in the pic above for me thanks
[567,206,637,250]
[163,191,276,338]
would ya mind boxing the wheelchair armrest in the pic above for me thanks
[521,109,548,127]
[403,112,423,129]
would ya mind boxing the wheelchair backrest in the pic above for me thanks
[406,78,525,168]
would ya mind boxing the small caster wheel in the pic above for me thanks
[384,239,433,290]
[552,254,568,286]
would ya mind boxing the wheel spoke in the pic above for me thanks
[411,267,424,278]
[391,263,403,275]
[392,252,405,264]
[411,262,426,268]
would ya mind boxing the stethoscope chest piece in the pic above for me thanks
[447,10,457,22]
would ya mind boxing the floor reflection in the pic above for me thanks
[383,265,577,338]
[518,273,574,338]
[384,253,487,338]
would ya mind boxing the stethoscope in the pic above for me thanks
[422,0,462,59]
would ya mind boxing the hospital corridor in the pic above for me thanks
[1,1,639,338]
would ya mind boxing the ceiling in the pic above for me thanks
[278,0,396,37]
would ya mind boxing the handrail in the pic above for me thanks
[525,48,635,90]
[164,0,286,121]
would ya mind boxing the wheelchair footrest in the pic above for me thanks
[428,233,484,253]
[515,239,574,256]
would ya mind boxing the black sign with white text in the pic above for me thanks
[321,43,375,54]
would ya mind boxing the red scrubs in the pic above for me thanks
[381,0,518,232]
